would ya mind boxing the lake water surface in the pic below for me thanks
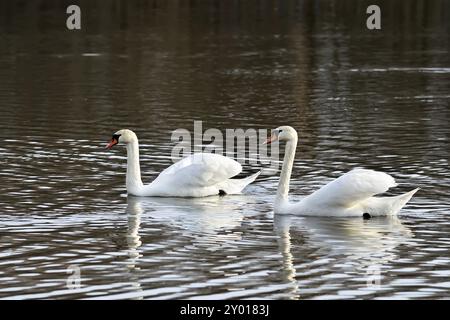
[0,1,449,299]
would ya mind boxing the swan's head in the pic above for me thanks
[264,126,298,144]
[106,129,137,149]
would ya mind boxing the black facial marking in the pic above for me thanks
[112,134,121,141]
[218,190,226,196]
[363,213,371,220]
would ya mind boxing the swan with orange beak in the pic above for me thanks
[265,125,419,217]
[105,129,260,197]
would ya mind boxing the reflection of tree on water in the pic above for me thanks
[273,215,412,299]
[2,1,446,35]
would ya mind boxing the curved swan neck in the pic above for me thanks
[276,137,297,206]
[126,139,143,193]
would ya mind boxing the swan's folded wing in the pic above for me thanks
[302,169,397,208]
[154,153,242,187]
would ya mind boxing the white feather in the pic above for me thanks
[109,129,259,197]
[302,169,397,208]
[271,126,418,216]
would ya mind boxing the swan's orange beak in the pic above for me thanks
[263,133,278,145]
[106,138,118,150]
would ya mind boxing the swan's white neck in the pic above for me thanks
[126,139,144,194]
[275,137,297,209]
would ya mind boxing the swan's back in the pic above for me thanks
[301,169,397,209]
[155,153,242,188]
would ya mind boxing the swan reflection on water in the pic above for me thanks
[124,193,260,238]
[115,194,261,299]
[120,197,143,299]
[273,214,413,299]
[125,198,143,264]
[119,195,414,300]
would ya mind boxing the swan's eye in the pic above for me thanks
[278,130,283,133]
[112,134,121,141]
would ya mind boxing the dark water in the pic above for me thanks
[0,1,449,299]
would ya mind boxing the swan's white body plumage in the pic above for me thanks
[109,129,260,197]
[142,153,260,197]
[279,169,418,216]
[271,126,418,216]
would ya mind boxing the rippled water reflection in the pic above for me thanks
[0,1,449,299]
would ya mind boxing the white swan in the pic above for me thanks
[106,129,260,197]
[265,126,419,217]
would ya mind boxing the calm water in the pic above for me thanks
[0,1,449,299]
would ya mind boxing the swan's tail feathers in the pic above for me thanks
[392,187,420,213]
[363,187,419,216]
[218,171,261,195]
[241,171,262,185]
